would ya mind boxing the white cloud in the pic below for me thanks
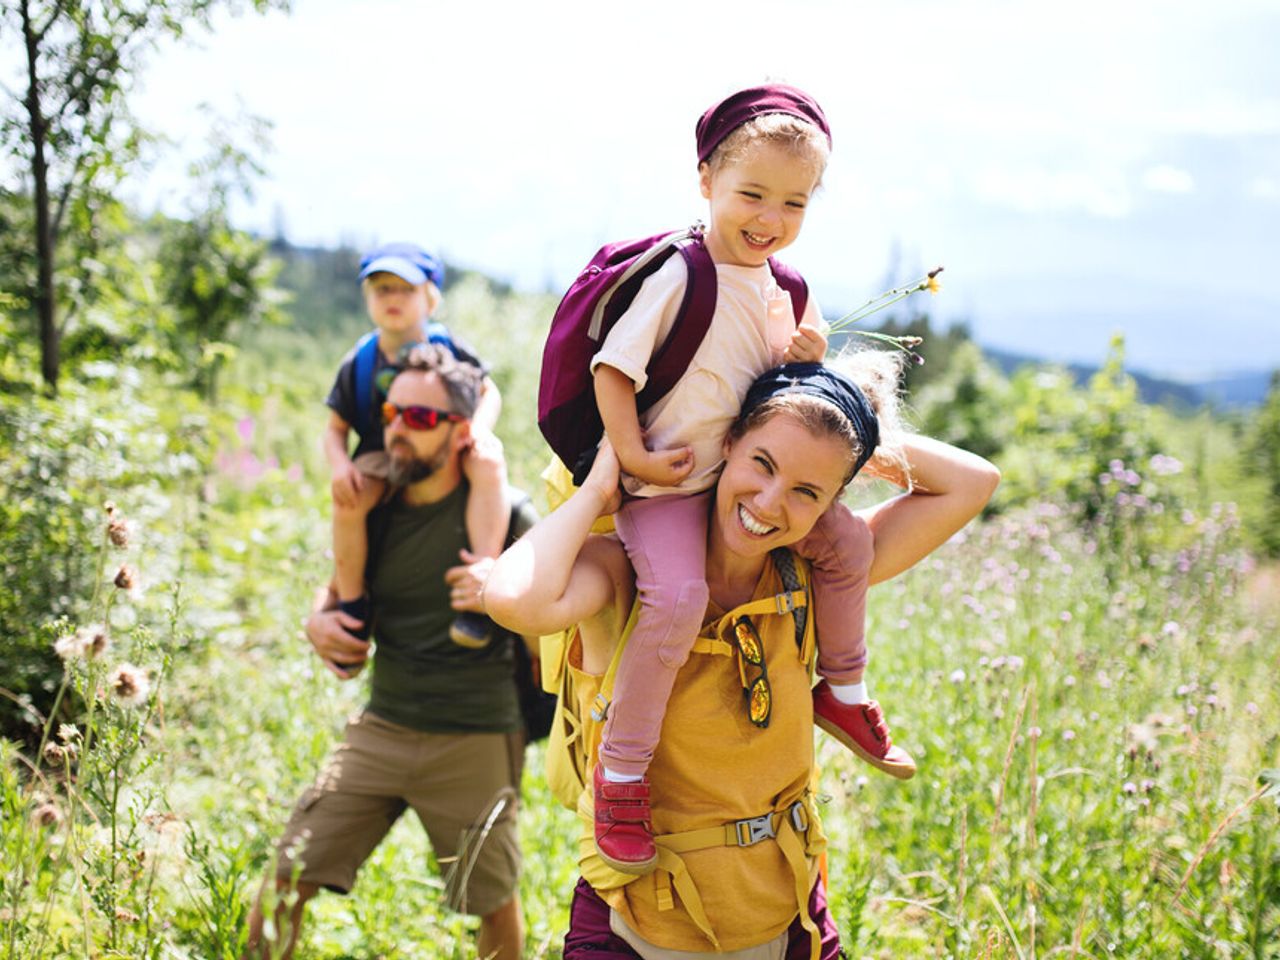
[974,167,1132,219]
[1141,165,1195,194]
[1249,176,1280,200]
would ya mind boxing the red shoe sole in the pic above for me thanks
[814,715,917,780]
[595,843,659,875]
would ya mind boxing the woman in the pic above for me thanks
[486,356,1000,959]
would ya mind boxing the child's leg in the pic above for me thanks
[452,433,510,648]
[332,475,386,604]
[601,492,711,780]
[793,501,874,683]
[795,501,916,779]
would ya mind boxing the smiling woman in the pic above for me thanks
[484,353,1001,958]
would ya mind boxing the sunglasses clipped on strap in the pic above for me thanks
[731,615,772,728]
[381,402,464,431]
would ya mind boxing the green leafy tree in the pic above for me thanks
[156,111,286,400]
[1244,371,1280,556]
[1,0,283,393]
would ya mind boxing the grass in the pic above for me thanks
[2,302,1277,957]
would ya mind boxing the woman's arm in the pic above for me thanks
[859,435,1000,585]
[484,443,628,636]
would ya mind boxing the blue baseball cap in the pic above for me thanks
[358,242,445,289]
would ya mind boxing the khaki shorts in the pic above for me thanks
[275,710,524,916]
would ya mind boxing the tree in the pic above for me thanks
[1,0,282,393]
[1244,371,1280,556]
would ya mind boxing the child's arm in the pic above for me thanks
[595,364,694,487]
[323,411,363,508]
[859,436,1001,585]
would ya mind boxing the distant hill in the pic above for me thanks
[982,347,1271,410]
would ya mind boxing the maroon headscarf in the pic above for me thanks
[695,83,832,166]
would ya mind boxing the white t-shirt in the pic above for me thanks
[590,253,824,497]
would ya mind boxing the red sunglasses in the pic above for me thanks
[381,402,464,431]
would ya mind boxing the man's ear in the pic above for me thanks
[452,420,473,451]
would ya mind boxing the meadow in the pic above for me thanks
[1,276,1277,959]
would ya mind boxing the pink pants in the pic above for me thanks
[601,492,873,777]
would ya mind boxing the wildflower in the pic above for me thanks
[32,801,62,828]
[108,664,150,707]
[1122,781,1137,796]
[58,724,80,743]
[1109,459,1125,474]
[1150,454,1183,476]
[114,908,141,923]
[1204,695,1218,710]
[1185,704,1198,718]
[43,743,66,766]
[1141,779,1156,794]
[107,515,132,548]
[113,564,136,592]
[1063,674,1077,688]
[1161,621,1180,637]
[1028,726,1041,740]
[1062,729,1076,742]
[80,624,110,660]
[855,775,869,791]
[949,669,967,684]
[53,633,82,661]
[1059,610,1072,623]
[1244,702,1259,716]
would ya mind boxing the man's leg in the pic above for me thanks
[242,878,320,960]
[477,892,523,960]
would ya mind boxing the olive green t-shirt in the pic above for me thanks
[365,484,537,734]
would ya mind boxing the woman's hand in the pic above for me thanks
[582,439,624,516]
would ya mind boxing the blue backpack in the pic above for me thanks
[537,223,808,484]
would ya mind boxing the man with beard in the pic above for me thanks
[244,344,536,960]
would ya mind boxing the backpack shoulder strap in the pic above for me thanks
[769,548,810,655]
[635,234,718,413]
[768,259,809,328]
[353,331,381,438]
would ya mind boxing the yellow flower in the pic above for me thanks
[926,275,942,295]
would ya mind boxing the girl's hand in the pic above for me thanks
[784,323,828,363]
[617,442,695,488]
[331,460,363,508]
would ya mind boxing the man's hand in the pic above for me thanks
[305,607,370,679]
[330,460,364,509]
[784,323,828,363]
[445,550,497,612]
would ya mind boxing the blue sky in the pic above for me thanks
[124,0,1280,379]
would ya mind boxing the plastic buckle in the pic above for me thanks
[589,694,610,723]
[734,813,777,847]
[789,801,809,834]
[774,591,798,616]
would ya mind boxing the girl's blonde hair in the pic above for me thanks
[702,112,831,186]
[728,348,910,489]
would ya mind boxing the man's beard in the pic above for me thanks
[386,437,451,488]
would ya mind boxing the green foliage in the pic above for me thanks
[1243,372,1280,556]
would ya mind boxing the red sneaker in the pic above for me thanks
[812,681,917,780]
[592,764,658,874]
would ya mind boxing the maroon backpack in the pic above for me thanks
[538,223,809,484]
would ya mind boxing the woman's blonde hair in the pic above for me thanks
[728,348,910,489]
[702,112,830,187]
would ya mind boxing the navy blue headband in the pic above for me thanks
[741,362,880,478]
